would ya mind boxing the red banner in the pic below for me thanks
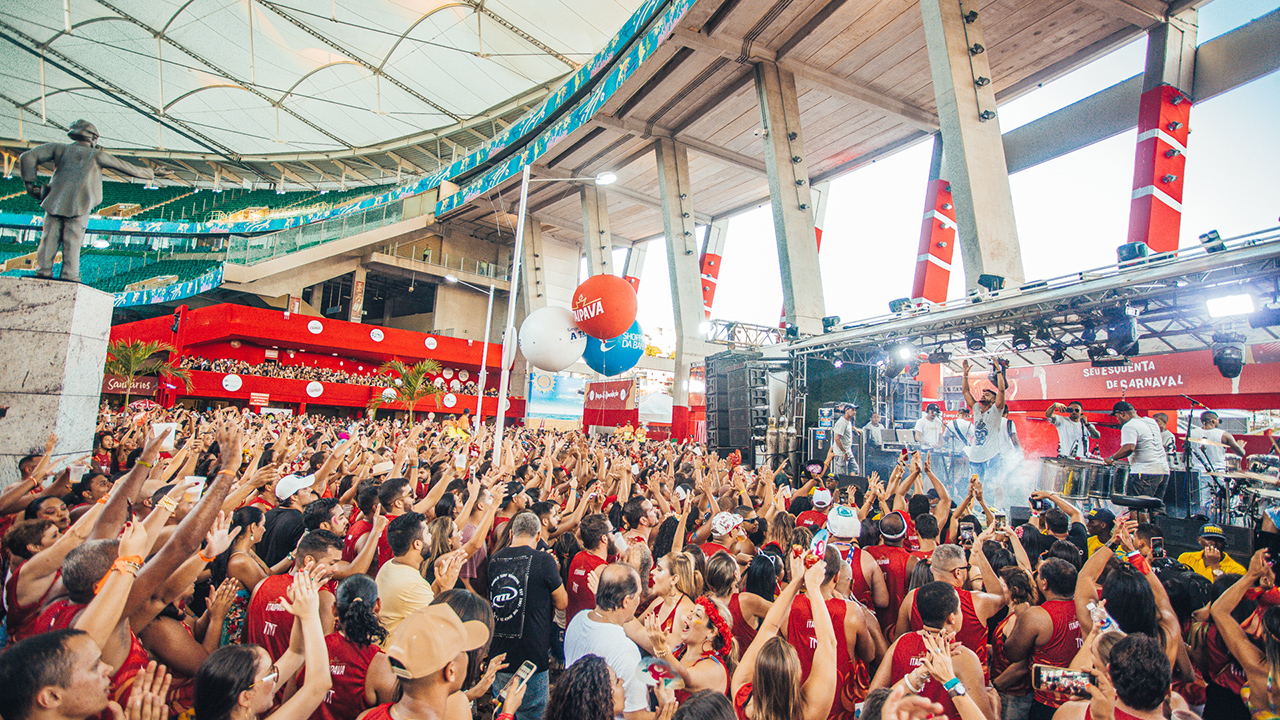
[249,393,270,406]
[585,380,635,410]
[1000,348,1280,403]
[102,375,157,396]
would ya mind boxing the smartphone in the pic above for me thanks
[959,521,975,545]
[1150,536,1166,559]
[1031,665,1096,698]
[1030,497,1052,512]
[504,660,537,700]
[993,516,1007,532]
[182,475,206,503]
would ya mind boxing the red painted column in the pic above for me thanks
[671,405,690,441]
[1127,85,1191,253]
[911,179,958,303]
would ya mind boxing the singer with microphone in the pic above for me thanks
[1044,401,1099,459]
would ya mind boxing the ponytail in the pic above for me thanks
[335,575,387,647]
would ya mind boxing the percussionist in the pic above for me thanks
[1044,401,1099,459]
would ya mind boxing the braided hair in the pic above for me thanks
[334,575,387,647]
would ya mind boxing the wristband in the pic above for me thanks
[93,556,143,595]
[137,460,154,468]
[198,549,217,563]
[157,496,178,513]
[216,469,237,477]
[943,677,961,691]
[498,714,515,720]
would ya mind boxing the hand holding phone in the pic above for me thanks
[1031,665,1096,698]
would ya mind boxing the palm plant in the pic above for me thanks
[103,340,192,406]
[366,359,443,424]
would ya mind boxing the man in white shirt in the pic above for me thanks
[913,404,945,452]
[1106,401,1170,501]
[1153,413,1178,467]
[1045,401,1099,459]
[863,412,885,449]
[564,563,651,720]
[1187,410,1246,513]
[831,403,861,476]
[960,359,1006,484]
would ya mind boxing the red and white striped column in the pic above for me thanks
[1127,85,1191,253]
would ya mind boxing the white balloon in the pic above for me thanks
[518,307,586,372]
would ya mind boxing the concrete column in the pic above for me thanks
[623,242,646,292]
[700,219,729,319]
[1127,10,1196,253]
[655,138,706,439]
[753,61,826,334]
[347,265,367,323]
[919,0,1024,290]
[580,186,615,276]
[911,133,959,303]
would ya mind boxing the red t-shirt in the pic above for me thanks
[1032,599,1084,708]
[700,541,730,559]
[246,574,296,660]
[566,550,608,623]
[796,509,828,531]
[344,518,373,565]
[304,633,383,720]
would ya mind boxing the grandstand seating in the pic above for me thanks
[0,240,219,293]
[0,176,395,223]
[94,259,220,293]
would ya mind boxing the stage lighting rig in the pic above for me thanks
[927,349,952,364]
[1212,330,1246,378]
[1080,320,1098,344]
[822,315,842,333]
[1011,327,1031,351]
[1034,324,1052,342]
[1049,342,1068,364]
[965,328,985,352]
[1200,230,1226,253]
[1105,316,1139,356]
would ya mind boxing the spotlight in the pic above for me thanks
[1080,321,1097,344]
[1035,325,1052,342]
[965,328,986,352]
[1117,242,1149,266]
[832,358,844,369]
[977,274,1005,293]
[1087,345,1106,360]
[1207,293,1256,318]
[889,298,912,313]
[882,358,903,379]
[822,315,842,333]
[784,322,799,339]
[893,344,914,361]
[1105,317,1139,356]
[594,172,618,186]
[1212,331,1246,378]
[1011,328,1031,351]
[906,360,921,379]
[1049,342,1068,364]
[1200,230,1226,253]
[927,349,952,364]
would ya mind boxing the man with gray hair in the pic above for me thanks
[565,563,653,720]
[488,510,566,720]
[19,120,158,282]
[893,541,1006,674]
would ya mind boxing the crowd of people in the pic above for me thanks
[178,356,498,396]
[0,394,1273,720]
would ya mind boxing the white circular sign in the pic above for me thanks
[449,379,461,391]
[381,388,397,401]
[433,377,447,389]
[370,328,385,342]
[442,368,454,379]
[307,320,323,334]
[459,369,470,381]
[424,336,437,350]
[500,397,510,412]
[222,374,242,391]
[443,393,458,408]
[306,381,324,398]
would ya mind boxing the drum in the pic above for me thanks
[1038,458,1091,500]
[1101,464,1131,499]
[1162,470,1196,519]
[1250,455,1280,474]
[1227,454,1243,472]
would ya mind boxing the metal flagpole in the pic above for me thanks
[492,165,530,465]
[475,284,494,436]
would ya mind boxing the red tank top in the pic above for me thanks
[344,519,373,565]
[910,588,989,680]
[34,599,150,720]
[889,632,957,719]
[990,613,1031,695]
[1032,599,1084,708]
[360,703,394,720]
[304,633,383,720]
[844,547,873,608]
[246,574,296,660]
[566,551,608,623]
[4,562,59,644]
[864,545,910,635]
[786,594,869,719]
[729,593,758,652]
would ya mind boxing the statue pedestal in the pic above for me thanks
[0,277,112,487]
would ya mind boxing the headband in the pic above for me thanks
[879,511,908,540]
[695,596,733,660]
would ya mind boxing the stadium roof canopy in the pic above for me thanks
[0,0,644,187]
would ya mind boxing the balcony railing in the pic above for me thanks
[379,239,511,282]
[225,200,406,265]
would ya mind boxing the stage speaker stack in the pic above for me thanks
[705,350,771,464]
[891,378,923,423]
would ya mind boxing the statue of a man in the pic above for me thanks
[18,120,157,282]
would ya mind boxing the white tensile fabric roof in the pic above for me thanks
[0,0,641,157]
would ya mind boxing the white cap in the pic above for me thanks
[371,461,395,476]
[812,488,833,508]
[275,473,315,501]
[826,505,860,539]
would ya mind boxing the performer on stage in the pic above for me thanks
[913,404,945,453]
[832,403,862,476]
[941,408,972,495]
[1188,411,1247,513]
[1044,401,1098,459]
[862,412,885,450]
[960,360,1005,484]
[1153,413,1178,467]
[1104,401,1169,502]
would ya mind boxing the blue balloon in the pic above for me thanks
[582,321,645,376]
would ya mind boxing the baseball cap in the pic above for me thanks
[275,474,314,501]
[1111,401,1136,416]
[370,461,395,476]
[711,511,744,537]
[826,505,860,539]
[385,605,489,679]
[812,488,833,508]
[1199,523,1226,541]
[1087,507,1115,525]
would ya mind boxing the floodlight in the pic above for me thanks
[1011,328,1031,351]
[964,328,985,352]
[1207,294,1256,318]
[594,172,618,186]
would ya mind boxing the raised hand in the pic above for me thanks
[203,511,241,557]
[118,521,150,559]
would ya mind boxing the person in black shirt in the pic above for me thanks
[488,511,567,720]
[257,473,319,566]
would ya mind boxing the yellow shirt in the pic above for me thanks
[375,559,434,642]
[1178,549,1247,580]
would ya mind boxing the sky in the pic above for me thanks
[628,0,1280,350]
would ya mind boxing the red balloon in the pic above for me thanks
[572,274,638,340]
